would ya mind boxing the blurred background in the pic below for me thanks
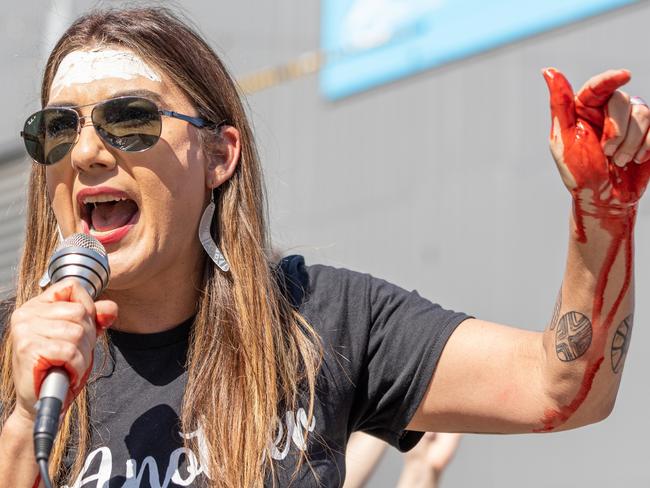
[2,0,650,486]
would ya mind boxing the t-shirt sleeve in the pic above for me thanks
[347,273,470,451]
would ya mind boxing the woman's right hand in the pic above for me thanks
[9,279,118,423]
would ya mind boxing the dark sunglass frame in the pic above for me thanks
[20,96,223,166]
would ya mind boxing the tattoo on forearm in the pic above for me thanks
[555,311,592,362]
[611,314,633,374]
[549,288,562,331]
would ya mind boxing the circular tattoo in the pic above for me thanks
[555,311,592,362]
[611,314,633,374]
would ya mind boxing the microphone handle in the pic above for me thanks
[34,367,69,461]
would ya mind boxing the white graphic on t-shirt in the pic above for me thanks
[270,408,316,460]
[65,447,112,487]
[63,442,204,488]
[64,409,316,487]
[179,428,211,479]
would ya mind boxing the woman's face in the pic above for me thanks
[44,49,223,292]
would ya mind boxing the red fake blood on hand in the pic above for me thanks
[32,287,106,412]
[33,357,78,405]
[535,69,649,432]
[96,313,116,330]
[33,356,94,412]
[53,286,72,303]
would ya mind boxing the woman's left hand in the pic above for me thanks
[543,68,650,211]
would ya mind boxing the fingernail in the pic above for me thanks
[96,313,116,329]
[613,153,631,167]
[603,144,616,156]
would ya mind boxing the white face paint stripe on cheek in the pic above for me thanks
[50,49,162,96]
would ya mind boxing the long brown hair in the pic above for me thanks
[0,7,322,487]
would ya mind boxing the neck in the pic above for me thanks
[103,257,205,334]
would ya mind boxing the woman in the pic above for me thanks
[0,6,648,488]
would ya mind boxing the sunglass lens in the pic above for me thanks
[94,97,161,151]
[22,108,78,165]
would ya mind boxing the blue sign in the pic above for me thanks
[320,0,640,100]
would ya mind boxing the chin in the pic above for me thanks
[101,247,150,291]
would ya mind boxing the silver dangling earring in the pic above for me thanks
[199,190,230,272]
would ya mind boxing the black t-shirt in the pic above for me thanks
[5,257,470,487]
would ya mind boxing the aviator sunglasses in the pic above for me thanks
[20,95,222,165]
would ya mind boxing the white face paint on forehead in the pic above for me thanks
[50,48,162,99]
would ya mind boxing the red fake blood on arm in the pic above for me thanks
[535,357,605,432]
[535,69,649,431]
[535,218,628,432]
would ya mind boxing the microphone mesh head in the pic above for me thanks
[56,233,107,257]
[49,233,110,298]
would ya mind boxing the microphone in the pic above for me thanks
[33,233,110,466]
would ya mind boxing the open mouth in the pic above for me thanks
[79,192,139,245]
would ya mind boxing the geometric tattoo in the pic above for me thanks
[549,288,562,331]
[555,311,592,362]
[611,314,633,374]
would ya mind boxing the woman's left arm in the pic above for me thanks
[408,68,650,434]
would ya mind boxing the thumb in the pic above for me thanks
[543,68,576,133]
[94,300,119,330]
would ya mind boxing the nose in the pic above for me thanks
[70,116,117,174]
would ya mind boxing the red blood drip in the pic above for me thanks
[533,357,604,432]
[536,68,648,431]
[604,222,634,329]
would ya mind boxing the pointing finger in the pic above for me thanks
[39,279,96,317]
[576,69,631,108]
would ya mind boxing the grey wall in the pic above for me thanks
[0,148,29,294]
[2,1,650,486]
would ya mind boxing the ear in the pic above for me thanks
[205,125,241,189]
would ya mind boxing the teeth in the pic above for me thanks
[82,195,129,204]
